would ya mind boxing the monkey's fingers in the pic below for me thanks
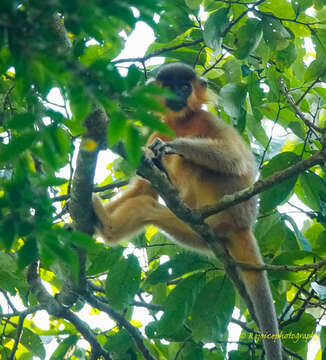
[149,138,178,158]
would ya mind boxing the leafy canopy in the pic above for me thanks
[1,0,326,359]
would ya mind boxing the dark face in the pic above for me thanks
[156,63,196,112]
[163,80,193,111]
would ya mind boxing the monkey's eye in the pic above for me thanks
[180,83,191,93]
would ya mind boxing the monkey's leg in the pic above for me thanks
[93,193,207,250]
[106,177,158,213]
[227,230,282,360]
[93,177,157,242]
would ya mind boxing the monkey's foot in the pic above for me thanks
[92,194,114,242]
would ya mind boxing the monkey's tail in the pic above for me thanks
[228,230,283,360]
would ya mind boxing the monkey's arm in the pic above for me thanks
[149,137,255,176]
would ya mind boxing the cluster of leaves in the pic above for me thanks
[1,0,326,359]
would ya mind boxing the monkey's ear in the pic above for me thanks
[198,77,208,88]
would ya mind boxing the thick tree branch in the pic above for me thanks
[138,150,258,325]
[137,146,326,327]
[60,107,109,306]
[69,107,109,236]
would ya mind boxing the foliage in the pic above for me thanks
[0,0,326,359]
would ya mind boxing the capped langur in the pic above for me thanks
[93,62,282,360]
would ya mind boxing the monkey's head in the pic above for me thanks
[156,63,210,118]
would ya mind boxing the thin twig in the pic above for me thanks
[113,39,203,65]
[280,78,325,134]
[85,292,156,360]
[237,258,326,273]
[8,314,26,360]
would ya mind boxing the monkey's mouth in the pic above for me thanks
[166,98,186,111]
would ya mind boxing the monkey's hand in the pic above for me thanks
[148,138,179,166]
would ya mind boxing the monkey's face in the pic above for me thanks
[156,63,197,113]
[155,63,210,118]
[162,80,193,111]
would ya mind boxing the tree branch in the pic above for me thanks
[85,292,156,360]
[237,258,326,273]
[52,180,128,203]
[9,313,26,360]
[137,149,258,325]
[197,149,326,220]
[113,39,203,65]
[61,107,109,306]
[279,78,325,134]
[27,261,112,360]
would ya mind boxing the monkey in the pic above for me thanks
[92,62,282,360]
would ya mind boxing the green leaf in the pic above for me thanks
[304,57,326,83]
[312,29,326,57]
[104,328,133,354]
[260,152,300,213]
[314,0,326,9]
[234,19,263,59]
[6,113,36,130]
[276,42,297,68]
[282,214,312,251]
[321,326,326,352]
[0,132,37,163]
[42,235,80,281]
[0,252,26,292]
[295,172,326,211]
[148,273,205,338]
[79,45,108,66]
[0,215,18,250]
[255,213,294,254]
[265,67,281,100]
[68,83,91,123]
[20,328,46,359]
[191,276,235,342]
[247,72,264,107]
[67,231,97,250]
[146,253,209,285]
[18,236,38,269]
[247,114,269,148]
[259,0,296,19]
[223,59,242,83]
[180,343,203,359]
[137,112,174,136]
[219,82,247,131]
[50,335,79,360]
[262,17,292,51]
[105,254,141,311]
[291,0,313,15]
[203,7,229,54]
[125,124,143,168]
[87,244,123,276]
[107,111,127,147]
[281,313,316,352]
[125,65,142,89]
[185,0,201,9]
[272,251,315,281]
